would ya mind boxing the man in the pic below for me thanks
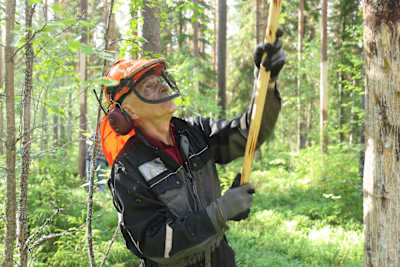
[100,33,285,267]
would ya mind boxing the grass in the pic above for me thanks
[0,145,364,266]
[226,169,363,267]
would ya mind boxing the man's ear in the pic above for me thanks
[122,105,139,120]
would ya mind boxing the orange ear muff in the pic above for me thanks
[108,106,134,135]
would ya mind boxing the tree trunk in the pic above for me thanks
[68,90,72,142]
[212,0,217,72]
[193,0,200,93]
[217,0,226,118]
[79,0,88,181]
[141,0,160,55]
[3,0,17,265]
[41,89,48,153]
[60,115,66,145]
[104,0,117,54]
[338,71,345,143]
[320,0,328,153]
[255,0,261,44]
[297,0,305,151]
[261,0,267,41]
[53,115,59,146]
[359,83,365,182]
[0,28,4,155]
[305,100,313,147]
[40,0,48,154]
[363,1,400,266]
[17,2,34,266]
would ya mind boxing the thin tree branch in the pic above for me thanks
[13,20,46,58]
[99,226,119,267]
[33,18,82,58]
[24,208,62,248]
[28,223,86,252]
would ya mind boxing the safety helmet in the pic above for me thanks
[104,58,180,105]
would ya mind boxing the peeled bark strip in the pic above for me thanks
[363,1,400,266]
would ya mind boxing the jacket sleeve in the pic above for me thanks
[188,72,281,164]
[109,160,225,263]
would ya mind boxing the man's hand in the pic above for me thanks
[216,175,255,222]
[253,29,286,82]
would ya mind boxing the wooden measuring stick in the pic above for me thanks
[240,0,283,185]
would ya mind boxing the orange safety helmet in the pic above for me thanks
[100,58,180,165]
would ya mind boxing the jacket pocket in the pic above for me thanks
[149,168,193,216]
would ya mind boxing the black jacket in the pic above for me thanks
[108,86,281,267]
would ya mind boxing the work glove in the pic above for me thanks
[253,29,286,82]
[206,175,255,233]
[229,173,254,221]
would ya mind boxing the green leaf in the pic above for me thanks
[51,3,63,15]
[28,0,42,5]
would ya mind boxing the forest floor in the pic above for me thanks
[0,145,363,266]
[227,169,363,267]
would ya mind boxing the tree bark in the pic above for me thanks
[255,0,261,44]
[217,0,227,118]
[0,27,4,155]
[40,89,48,153]
[363,1,400,266]
[104,0,117,54]
[3,0,17,265]
[261,0,267,41]
[53,115,59,146]
[40,0,48,155]
[305,100,313,147]
[17,2,35,266]
[68,91,72,142]
[79,0,88,180]
[338,71,345,143]
[297,0,305,151]
[141,0,160,55]
[320,0,328,153]
[212,0,217,72]
[193,0,200,93]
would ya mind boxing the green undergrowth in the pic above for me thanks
[223,144,363,266]
[0,144,363,266]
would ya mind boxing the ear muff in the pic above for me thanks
[108,106,134,135]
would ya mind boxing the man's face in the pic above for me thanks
[135,74,171,102]
[122,74,177,121]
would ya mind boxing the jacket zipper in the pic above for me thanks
[184,160,203,211]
